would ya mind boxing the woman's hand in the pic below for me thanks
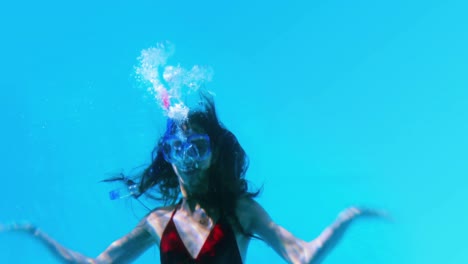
[306,207,392,264]
[0,222,38,235]
[338,207,392,223]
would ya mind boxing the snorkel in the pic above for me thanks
[108,42,214,200]
[137,42,213,172]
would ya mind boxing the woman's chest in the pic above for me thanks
[147,210,249,261]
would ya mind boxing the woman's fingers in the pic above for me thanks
[339,207,392,222]
[0,222,37,234]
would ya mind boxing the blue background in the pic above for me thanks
[1,0,467,263]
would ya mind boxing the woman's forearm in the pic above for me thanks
[308,215,353,264]
[2,224,99,264]
[308,207,387,264]
[3,219,156,264]
[32,227,99,264]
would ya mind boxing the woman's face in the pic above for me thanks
[162,123,213,190]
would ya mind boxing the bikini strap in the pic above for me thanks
[169,199,183,220]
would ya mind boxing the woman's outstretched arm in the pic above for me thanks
[238,198,388,264]
[307,207,389,264]
[1,217,157,264]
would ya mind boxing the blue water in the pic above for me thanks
[1,0,468,263]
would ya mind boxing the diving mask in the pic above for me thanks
[162,133,211,171]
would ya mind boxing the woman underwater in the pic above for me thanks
[1,94,387,264]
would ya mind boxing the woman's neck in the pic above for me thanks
[178,178,210,200]
[180,196,211,213]
[180,197,218,227]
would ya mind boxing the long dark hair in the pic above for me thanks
[110,93,261,237]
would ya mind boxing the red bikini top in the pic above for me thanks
[160,202,243,264]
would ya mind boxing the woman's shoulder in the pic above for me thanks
[236,195,261,212]
[234,196,264,233]
[142,204,178,242]
[145,204,178,224]
[235,196,277,232]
